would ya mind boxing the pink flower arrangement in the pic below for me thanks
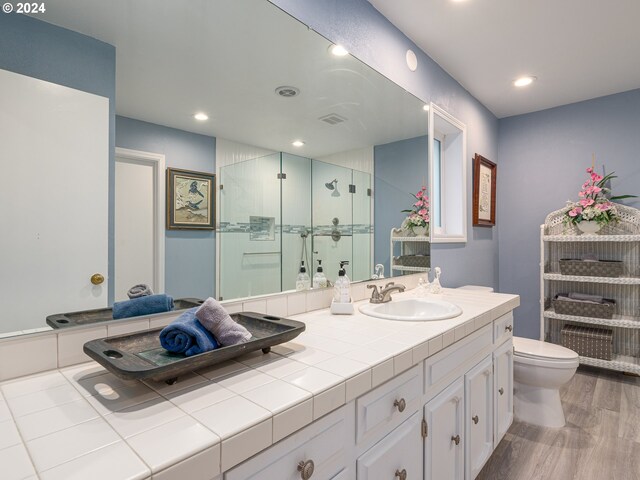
[401,186,430,234]
[564,166,635,227]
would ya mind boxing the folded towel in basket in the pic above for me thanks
[112,294,174,319]
[568,292,604,303]
[195,297,251,346]
[160,307,219,356]
[127,283,154,299]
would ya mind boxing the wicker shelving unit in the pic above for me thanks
[390,228,430,276]
[540,205,640,374]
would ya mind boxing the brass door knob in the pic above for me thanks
[394,398,406,413]
[297,459,314,480]
[472,415,479,424]
[451,434,461,445]
[505,325,513,332]
[499,387,504,395]
[395,468,407,480]
[90,273,105,285]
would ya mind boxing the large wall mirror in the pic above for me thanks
[0,0,430,337]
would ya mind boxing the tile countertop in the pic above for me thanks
[0,288,519,480]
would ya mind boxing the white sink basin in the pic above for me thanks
[359,298,462,321]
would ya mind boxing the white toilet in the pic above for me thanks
[458,286,579,428]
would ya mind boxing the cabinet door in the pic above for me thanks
[493,340,514,447]
[424,378,465,480]
[465,356,493,480]
[357,412,422,480]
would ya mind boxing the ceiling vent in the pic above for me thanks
[275,86,300,98]
[319,113,347,125]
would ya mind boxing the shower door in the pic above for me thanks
[218,154,282,300]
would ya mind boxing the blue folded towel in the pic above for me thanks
[112,294,174,320]
[159,307,219,356]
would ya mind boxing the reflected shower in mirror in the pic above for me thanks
[0,0,429,337]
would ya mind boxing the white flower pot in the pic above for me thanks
[412,225,428,236]
[576,221,602,234]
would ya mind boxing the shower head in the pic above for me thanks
[325,179,338,190]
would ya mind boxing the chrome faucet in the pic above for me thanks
[367,282,406,303]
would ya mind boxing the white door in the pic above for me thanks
[0,69,108,333]
[465,356,494,480]
[115,156,157,301]
[494,340,514,446]
[424,378,465,480]
[357,412,423,480]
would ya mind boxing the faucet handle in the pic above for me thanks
[384,281,395,289]
[367,284,382,302]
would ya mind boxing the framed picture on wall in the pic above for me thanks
[472,154,497,227]
[166,168,215,230]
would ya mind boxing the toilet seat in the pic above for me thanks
[513,337,578,369]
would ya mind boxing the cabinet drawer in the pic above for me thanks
[225,406,348,480]
[493,312,514,345]
[356,364,422,446]
[424,325,492,395]
[357,412,423,480]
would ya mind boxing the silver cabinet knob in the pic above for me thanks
[393,398,406,412]
[297,459,314,480]
[499,387,504,395]
[505,325,513,332]
[472,415,479,424]
[395,468,407,480]
[451,434,461,445]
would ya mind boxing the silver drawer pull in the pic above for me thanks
[505,325,513,332]
[297,459,314,480]
[472,415,479,424]
[499,387,504,395]
[395,468,407,480]
[451,434,461,445]
[393,398,406,412]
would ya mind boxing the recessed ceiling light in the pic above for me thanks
[292,140,305,147]
[194,112,209,121]
[329,44,349,56]
[514,76,536,87]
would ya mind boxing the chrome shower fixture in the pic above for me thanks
[325,179,338,190]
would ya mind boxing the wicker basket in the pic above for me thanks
[559,259,623,277]
[395,255,430,268]
[553,295,615,319]
[561,324,613,360]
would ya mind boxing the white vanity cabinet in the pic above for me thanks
[424,377,465,480]
[357,412,423,480]
[464,356,494,480]
[493,339,514,446]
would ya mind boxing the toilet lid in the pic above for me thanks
[513,337,578,360]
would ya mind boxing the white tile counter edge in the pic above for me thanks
[0,277,519,478]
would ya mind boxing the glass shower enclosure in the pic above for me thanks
[218,153,372,301]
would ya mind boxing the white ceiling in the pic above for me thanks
[368,0,640,118]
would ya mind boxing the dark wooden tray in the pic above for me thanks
[83,312,305,383]
[46,298,204,329]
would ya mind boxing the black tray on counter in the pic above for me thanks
[46,298,204,329]
[83,312,305,383]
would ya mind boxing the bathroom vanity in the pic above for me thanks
[0,284,518,480]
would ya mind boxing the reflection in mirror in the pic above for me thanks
[0,0,429,337]
[429,103,467,243]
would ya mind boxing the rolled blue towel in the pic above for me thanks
[195,297,251,346]
[159,307,219,356]
[112,294,174,320]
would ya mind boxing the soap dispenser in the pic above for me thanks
[330,260,354,314]
[313,260,328,289]
[296,261,311,291]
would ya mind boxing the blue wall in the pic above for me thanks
[116,116,217,300]
[498,89,640,339]
[374,136,429,274]
[0,12,117,300]
[271,0,500,289]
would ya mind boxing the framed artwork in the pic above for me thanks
[472,154,497,227]
[166,168,215,230]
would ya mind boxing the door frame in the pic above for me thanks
[115,147,166,295]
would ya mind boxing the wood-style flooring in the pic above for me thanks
[477,366,640,480]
